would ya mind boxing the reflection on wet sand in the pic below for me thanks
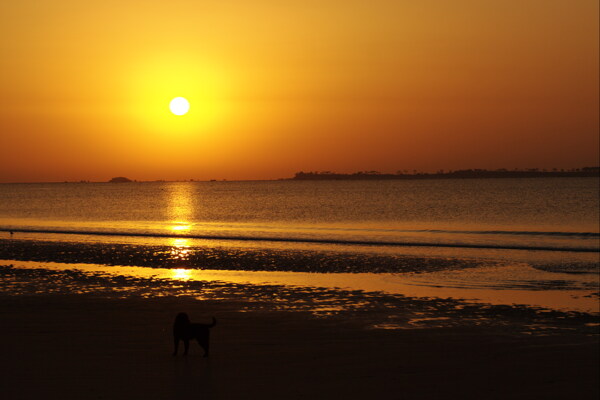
[169,238,191,261]
[171,268,192,281]
[1,259,598,315]
[1,261,597,335]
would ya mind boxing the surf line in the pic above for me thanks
[1,228,598,253]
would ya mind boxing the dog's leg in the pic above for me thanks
[198,337,209,357]
[183,339,190,355]
[173,337,180,356]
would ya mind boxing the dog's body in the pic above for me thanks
[173,313,217,357]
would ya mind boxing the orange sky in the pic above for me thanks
[0,0,598,182]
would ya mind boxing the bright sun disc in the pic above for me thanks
[169,97,190,115]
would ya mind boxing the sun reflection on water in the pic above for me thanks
[167,183,195,234]
[170,238,191,260]
[171,224,191,232]
[171,268,192,280]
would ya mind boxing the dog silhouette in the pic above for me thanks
[173,312,217,357]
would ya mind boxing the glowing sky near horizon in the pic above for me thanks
[0,0,598,182]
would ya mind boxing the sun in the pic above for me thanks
[169,97,190,115]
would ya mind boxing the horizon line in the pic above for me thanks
[1,166,598,184]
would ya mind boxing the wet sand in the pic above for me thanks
[1,290,598,400]
[0,238,598,400]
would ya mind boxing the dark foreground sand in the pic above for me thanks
[1,293,598,400]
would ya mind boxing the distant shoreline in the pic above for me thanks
[291,168,599,181]
[1,167,598,184]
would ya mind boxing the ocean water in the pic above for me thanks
[0,178,598,314]
[0,178,598,251]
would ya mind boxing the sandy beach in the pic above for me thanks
[1,265,598,400]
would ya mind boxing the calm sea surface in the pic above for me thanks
[0,178,598,314]
[0,178,598,251]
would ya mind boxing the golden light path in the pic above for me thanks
[168,183,194,233]
[166,184,195,262]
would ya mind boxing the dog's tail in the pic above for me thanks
[209,317,217,328]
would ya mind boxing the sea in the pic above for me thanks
[1,178,598,320]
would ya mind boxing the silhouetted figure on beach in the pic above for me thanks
[172,312,217,357]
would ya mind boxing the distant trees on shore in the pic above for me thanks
[292,167,599,180]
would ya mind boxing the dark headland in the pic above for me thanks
[108,176,133,183]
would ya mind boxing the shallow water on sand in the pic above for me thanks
[2,259,598,313]
[1,259,598,336]
[1,230,598,314]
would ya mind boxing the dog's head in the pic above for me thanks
[174,312,190,326]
